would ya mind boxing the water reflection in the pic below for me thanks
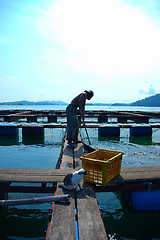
[129,136,152,145]
[0,207,48,239]
[98,136,120,142]
[0,136,19,146]
[97,192,160,240]
[22,136,44,145]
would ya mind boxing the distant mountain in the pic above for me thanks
[130,94,160,107]
[0,94,160,107]
[112,94,160,107]
[0,100,67,105]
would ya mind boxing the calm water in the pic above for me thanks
[0,105,160,240]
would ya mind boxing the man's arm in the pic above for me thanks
[78,93,87,126]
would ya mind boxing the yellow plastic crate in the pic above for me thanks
[80,149,123,187]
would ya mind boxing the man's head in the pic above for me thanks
[84,90,94,100]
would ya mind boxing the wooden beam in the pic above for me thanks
[94,181,160,192]
[0,185,56,193]
[1,166,160,185]
[0,168,75,183]
[0,194,70,206]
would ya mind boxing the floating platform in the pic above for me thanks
[0,123,160,141]
[1,110,160,123]
[1,128,160,237]
[0,166,160,193]
[46,134,108,240]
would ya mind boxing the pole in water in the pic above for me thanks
[84,124,91,145]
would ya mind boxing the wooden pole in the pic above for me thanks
[0,194,70,206]
[84,124,91,145]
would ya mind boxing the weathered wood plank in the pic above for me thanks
[47,135,82,240]
[110,166,160,184]
[47,133,108,240]
[0,194,69,206]
[0,168,74,175]
[78,182,107,240]
[0,168,74,183]
[1,166,160,184]
[47,185,76,240]
[1,123,160,128]
[0,185,56,193]
[60,134,84,169]
[0,175,62,183]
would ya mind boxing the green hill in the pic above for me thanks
[131,94,160,107]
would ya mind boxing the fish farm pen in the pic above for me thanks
[0,109,160,123]
[0,109,160,239]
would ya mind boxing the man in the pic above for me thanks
[66,90,94,147]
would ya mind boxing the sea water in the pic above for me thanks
[0,105,160,240]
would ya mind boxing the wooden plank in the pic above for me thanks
[78,182,107,240]
[94,181,160,192]
[47,139,77,239]
[1,123,160,128]
[0,175,62,183]
[60,134,84,169]
[0,168,75,183]
[47,133,108,240]
[47,185,76,240]
[47,134,83,240]
[1,166,160,184]
[0,168,74,175]
[110,166,160,184]
[0,195,69,206]
[0,185,56,193]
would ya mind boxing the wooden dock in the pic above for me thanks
[1,134,160,239]
[1,109,160,123]
[1,166,160,192]
[0,166,160,194]
[46,135,108,240]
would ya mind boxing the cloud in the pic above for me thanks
[37,0,160,77]
[139,84,157,96]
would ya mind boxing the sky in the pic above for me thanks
[0,0,160,104]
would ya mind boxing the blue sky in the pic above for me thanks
[0,0,160,103]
